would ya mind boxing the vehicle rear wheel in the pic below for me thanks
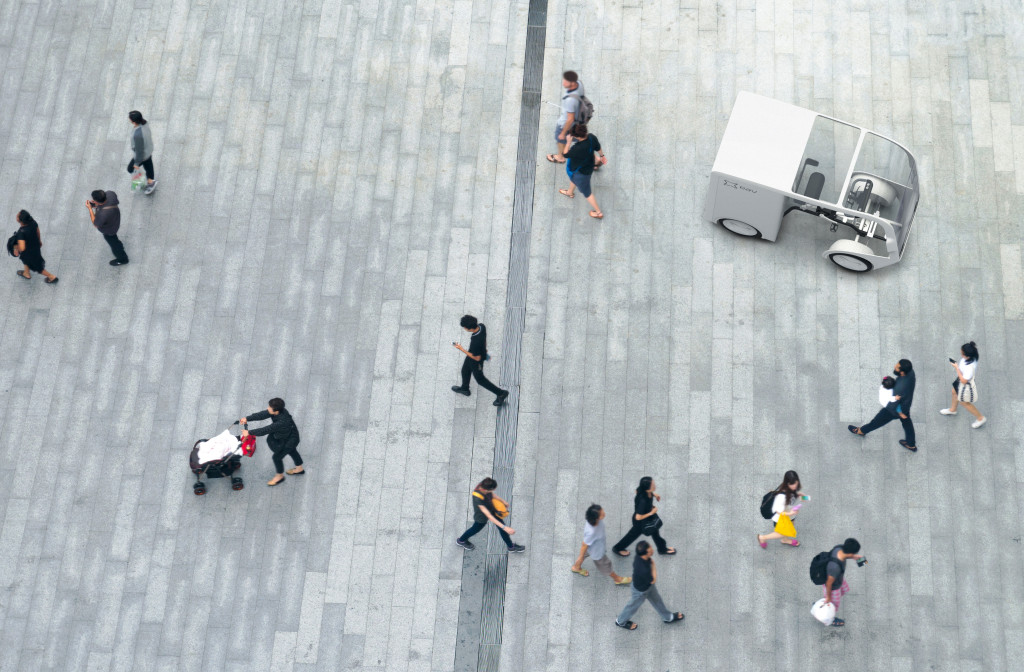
[825,240,875,272]
[827,252,872,272]
[718,218,761,238]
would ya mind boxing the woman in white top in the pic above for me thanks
[757,470,806,549]
[940,341,986,428]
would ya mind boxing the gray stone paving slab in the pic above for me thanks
[1,0,1024,670]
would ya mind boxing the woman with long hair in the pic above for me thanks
[12,210,58,284]
[611,476,676,557]
[940,341,986,428]
[757,470,805,549]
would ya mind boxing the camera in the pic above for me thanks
[856,557,868,567]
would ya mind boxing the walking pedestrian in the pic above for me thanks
[545,70,586,164]
[127,110,158,195]
[240,397,304,486]
[613,541,684,631]
[10,210,58,284]
[557,123,606,219]
[570,504,632,585]
[940,341,986,428]
[813,538,864,627]
[756,470,806,549]
[611,477,677,557]
[86,190,129,266]
[455,477,525,553]
[849,358,917,452]
[451,315,509,406]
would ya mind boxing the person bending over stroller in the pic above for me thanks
[240,397,304,486]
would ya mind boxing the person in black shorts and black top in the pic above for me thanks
[451,314,509,406]
[611,476,676,556]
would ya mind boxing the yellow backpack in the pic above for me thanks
[473,490,509,519]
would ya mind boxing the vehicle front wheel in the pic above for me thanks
[718,218,761,238]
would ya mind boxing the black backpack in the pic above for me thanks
[759,491,776,519]
[809,550,834,585]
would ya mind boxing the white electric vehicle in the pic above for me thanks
[703,92,920,272]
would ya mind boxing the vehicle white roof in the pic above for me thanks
[712,92,827,194]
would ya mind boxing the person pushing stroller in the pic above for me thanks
[240,397,304,486]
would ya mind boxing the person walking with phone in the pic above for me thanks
[557,123,606,219]
[611,477,676,557]
[11,210,58,284]
[940,341,986,428]
[240,397,304,486]
[86,190,129,266]
[819,538,864,627]
[613,541,684,631]
[756,470,806,549]
[849,358,917,452]
[127,110,157,194]
[570,504,631,585]
[456,477,525,553]
[451,314,509,406]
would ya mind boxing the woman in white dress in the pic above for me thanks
[940,341,986,428]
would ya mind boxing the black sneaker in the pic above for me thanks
[456,539,475,550]
[110,259,129,266]
[493,391,509,406]
[507,543,526,553]
[451,386,471,397]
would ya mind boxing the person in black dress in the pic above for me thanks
[557,123,607,219]
[12,210,58,283]
[612,476,676,556]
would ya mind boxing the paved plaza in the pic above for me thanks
[2,0,1024,670]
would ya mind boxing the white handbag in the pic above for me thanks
[810,598,836,625]
[957,380,978,403]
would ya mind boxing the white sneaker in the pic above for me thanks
[939,408,956,415]
[972,417,987,429]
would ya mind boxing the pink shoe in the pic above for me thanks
[757,536,767,549]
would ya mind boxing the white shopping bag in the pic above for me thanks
[810,598,836,625]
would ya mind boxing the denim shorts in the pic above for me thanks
[554,124,565,144]
[569,170,592,198]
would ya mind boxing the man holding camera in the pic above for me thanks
[85,189,129,266]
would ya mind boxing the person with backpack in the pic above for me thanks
[240,397,304,486]
[11,210,58,284]
[756,470,806,549]
[809,538,864,627]
[545,70,592,164]
[456,477,525,553]
[570,504,631,585]
[611,477,676,557]
[558,124,606,219]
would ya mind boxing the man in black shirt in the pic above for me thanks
[451,315,509,406]
[849,359,917,451]
[821,537,863,627]
[613,541,684,631]
[86,189,129,266]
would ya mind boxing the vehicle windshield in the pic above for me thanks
[791,116,861,204]
[844,133,919,253]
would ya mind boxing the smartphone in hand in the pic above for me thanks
[949,357,956,363]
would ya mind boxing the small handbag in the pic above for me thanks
[641,513,663,534]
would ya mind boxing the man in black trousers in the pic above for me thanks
[849,358,917,452]
[86,190,129,266]
[451,315,509,406]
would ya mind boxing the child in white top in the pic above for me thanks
[940,341,986,428]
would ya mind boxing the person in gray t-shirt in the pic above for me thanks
[570,504,631,584]
[546,70,584,163]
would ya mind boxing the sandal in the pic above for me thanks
[614,549,630,557]
[558,188,574,199]
[757,535,767,549]
[45,277,58,284]
[570,567,589,577]
[16,271,30,280]
[899,440,917,452]
[615,620,637,630]
[545,154,566,164]
[613,576,632,585]
[848,425,864,436]
[666,612,685,623]
[659,548,677,555]
[286,468,305,475]
[267,476,286,486]
[589,210,604,219]
[782,539,800,547]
